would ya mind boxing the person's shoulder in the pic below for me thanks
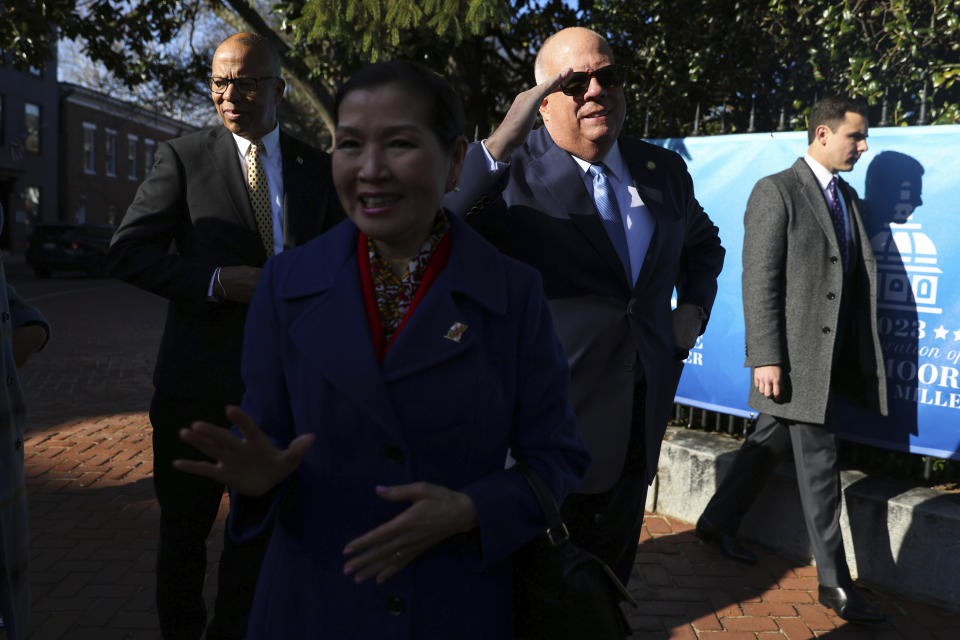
[279,131,330,163]
[164,126,223,152]
[267,219,355,291]
[450,214,543,298]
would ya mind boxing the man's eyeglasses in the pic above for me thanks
[559,64,626,96]
[208,76,277,95]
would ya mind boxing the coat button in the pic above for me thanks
[1,312,8,322]
[822,327,831,334]
[826,292,836,300]
[623,361,634,371]
[830,256,839,264]
[627,299,638,316]
[385,595,405,615]
[384,444,405,464]
[14,439,22,449]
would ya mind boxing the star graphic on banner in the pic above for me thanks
[954,328,960,341]
[934,325,949,340]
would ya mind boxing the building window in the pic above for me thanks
[24,103,40,154]
[82,123,96,174]
[105,128,117,177]
[127,134,138,180]
[24,186,41,223]
[144,138,155,176]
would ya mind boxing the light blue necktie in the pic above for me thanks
[588,163,631,280]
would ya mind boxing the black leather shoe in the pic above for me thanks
[695,516,757,564]
[818,585,885,623]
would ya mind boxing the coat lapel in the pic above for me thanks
[382,215,507,382]
[208,128,257,232]
[527,128,630,289]
[794,159,842,255]
[284,230,402,437]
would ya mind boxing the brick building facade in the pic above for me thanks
[0,56,59,252]
[59,83,195,227]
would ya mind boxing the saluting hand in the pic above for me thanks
[173,405,314,496]
[484,68,573,162]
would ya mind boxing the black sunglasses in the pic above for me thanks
[559,64,626,96]
[208,76,278,95]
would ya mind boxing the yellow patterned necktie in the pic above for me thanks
[246,140,274,257]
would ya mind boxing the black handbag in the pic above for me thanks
[512,463,636,639]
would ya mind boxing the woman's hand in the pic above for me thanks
[342,482,478,584]
[173,405,314,496]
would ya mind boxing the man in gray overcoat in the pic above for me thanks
[695,96,887,623]
[0,202,50,639]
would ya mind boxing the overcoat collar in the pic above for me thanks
[792,157,857,258]
[281,214,508,437]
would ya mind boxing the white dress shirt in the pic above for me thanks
[803,153,851,247]
[209,125,285,298]
[480,139,655,285]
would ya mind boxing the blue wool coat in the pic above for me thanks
[229,214,589,639]
[0,209,50,639]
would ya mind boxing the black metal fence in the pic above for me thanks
[670,403,958,489]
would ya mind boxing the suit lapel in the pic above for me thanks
[208,128,258,232]
[620,139,675,290]
[279,133,305,249]
[527,128,630,289]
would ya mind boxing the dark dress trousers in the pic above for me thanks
[701,158,887,588]
[105,125,343,639]
[446,126,725,582]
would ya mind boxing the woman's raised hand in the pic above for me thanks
[173,405,314,496]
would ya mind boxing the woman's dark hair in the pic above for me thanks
[334,61,465,151]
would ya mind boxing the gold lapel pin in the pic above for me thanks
[296,156,304,165]
[645,160,656,171]
[444,322,468,343]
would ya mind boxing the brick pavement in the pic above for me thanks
[13,276,960,639]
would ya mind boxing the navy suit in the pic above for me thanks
[229,214,589,638]
[106,125,343,638]
[446,126,724,581]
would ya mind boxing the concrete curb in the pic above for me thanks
[649,426,960,609]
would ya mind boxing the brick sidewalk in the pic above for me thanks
[15,278,960,638]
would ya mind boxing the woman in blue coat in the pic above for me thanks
[175,61,589,638]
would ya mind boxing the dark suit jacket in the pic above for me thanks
[230,214,589,638]
[743,158,887,422]
[106,125,343,405]
[445,126,724,492]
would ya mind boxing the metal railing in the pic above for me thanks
[671,403,957,488]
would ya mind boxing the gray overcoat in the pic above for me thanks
[742,158,887,423]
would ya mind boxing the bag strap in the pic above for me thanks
[515,463,571,547]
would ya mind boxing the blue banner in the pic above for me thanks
[660,126,960,460]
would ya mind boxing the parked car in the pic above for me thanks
[25,223,115,278]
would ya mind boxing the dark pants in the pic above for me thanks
[150,393,271,639]
[700,411,852,588]
[561,384,648,585]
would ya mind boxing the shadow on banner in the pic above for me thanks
[834,150,934,455]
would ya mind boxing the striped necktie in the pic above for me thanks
[827,176,848,271]
[588,163,630,280]
[247,140,274,258]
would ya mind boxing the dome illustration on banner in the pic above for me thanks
[870,181,942,316]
